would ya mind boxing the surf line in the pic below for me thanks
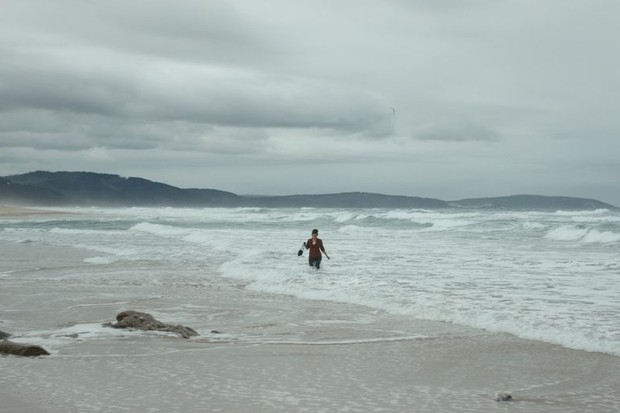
[250,335,428,346]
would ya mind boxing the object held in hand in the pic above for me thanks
[297,241,306,256]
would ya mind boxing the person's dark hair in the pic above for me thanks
[312,229,318,235]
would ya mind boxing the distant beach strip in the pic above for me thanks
[0,205,61,217]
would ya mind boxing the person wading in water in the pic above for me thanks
[303,229,330,269]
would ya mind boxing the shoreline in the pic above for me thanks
[0,204,64,217]
[3,295,620,412]
[2,213,620,412]
[2,257,620,413]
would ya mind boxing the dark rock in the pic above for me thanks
[0,340,50,357]
[0,330,11,340]
[103,311,199,339]
[495,392,513,402]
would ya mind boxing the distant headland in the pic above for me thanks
[1,171,617,210]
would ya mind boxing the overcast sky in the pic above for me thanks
[1,0,618,205]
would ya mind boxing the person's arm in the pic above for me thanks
[320,241,330,259]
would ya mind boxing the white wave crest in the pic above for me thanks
[545,225,589,241]
[84,256,118,265]
[545,225,620,243]
[555,209,610,216]
[582,229,620,243]
[337,225,364,233]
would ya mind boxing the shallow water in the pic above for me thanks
[2,207,620,412]
[1,207,619,356]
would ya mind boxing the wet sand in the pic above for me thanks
[2,236,620,412]
[3,281,620,412]
[3,312,620,412]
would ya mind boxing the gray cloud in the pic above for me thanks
[0,0,619,205]
[414,121,500,142]
[0,0,394,155]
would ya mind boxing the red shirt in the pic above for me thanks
[306,238,325,258]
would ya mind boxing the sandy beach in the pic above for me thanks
[0,205,63,217]
[2,286,620,413]
[2,212,620,412]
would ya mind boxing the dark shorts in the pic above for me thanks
[308,256,322,269]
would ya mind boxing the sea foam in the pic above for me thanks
[3,206,619,357]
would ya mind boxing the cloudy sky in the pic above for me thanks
[1,0,618,205]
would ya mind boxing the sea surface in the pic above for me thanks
[1,206,619,358]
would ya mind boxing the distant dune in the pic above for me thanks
[1,171,617,210]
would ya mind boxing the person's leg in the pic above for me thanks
[308,257,315,267]
[315,257,322,269]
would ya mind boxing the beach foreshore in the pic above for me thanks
[0,205,63,217]
[3,302,620,413]
[1,230,620,412]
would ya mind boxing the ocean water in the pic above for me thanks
[1,206,619,357]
